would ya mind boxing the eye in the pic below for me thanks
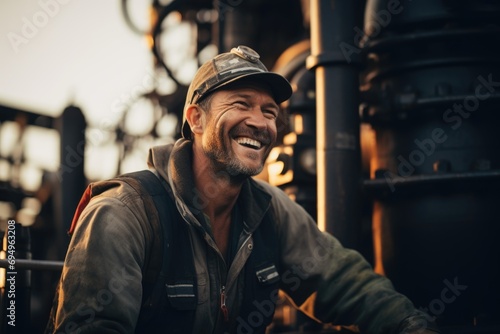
[263,109,278,120]
[233,101,250,110]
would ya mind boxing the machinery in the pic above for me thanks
[1,0,500,332]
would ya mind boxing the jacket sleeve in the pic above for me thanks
[52,187,149,333]
[263,182,429,334]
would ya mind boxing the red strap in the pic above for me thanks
[68,185,92,235]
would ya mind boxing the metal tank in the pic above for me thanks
[361,0,500,330]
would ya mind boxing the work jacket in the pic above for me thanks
[51,139,429,333]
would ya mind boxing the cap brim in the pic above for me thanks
[207,71,293,104]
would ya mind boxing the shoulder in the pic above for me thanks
[90,171,159,205]
[251,178,313,223]
[252,178,291,203]
[73,173,162,248]
[254,179,302,210]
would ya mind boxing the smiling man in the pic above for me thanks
[189,83,278,177]
[47,46,441,334]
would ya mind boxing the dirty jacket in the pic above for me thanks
[51,139,429,333]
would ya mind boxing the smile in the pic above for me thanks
[235,137,262,149]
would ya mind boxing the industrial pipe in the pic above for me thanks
[306,0,364,249]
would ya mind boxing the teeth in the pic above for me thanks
[236,137,262,149]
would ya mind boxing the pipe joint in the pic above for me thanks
[306,51,362,70]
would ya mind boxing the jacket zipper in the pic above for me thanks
[219,231,253,326]
[179,209,230,326]
[217,245,229,324]
[220,285,229,322]
[200,227,229,325]
[178,204,254,328]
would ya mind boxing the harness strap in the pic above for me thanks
[116,170,168,305]
[121,171,197,334]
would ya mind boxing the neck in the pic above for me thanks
[191,143,245,261]
[192,144,244,220]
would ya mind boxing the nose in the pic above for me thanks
[244,108,269,131]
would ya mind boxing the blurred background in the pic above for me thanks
[1,0,500,333]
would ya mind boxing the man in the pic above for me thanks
[48,46,440,333]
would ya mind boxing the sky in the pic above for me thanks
[0,0,153,122]
[0,0,196,184]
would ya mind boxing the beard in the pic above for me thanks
[203,123,273,178]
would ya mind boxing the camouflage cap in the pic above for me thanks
[181,45,292,139]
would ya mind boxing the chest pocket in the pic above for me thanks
[256,263,280,285]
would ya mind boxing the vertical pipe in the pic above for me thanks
[213,0,225,52]
[306,0,363,249]
[219,4,254,53]
[55,106,86,259]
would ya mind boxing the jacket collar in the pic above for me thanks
[147,139,272,232]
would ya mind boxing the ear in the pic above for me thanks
[185,105,204,136]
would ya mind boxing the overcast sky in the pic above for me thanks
[0,1,170,184]
[0,0,153,126]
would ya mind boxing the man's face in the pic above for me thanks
[199,83,279,177]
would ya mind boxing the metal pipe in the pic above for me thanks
[0,105,55,128]
[306,0,363,249]
[214,0,226,52]
[0,259,63,272]
[54,106,86,259]
[364,170,500,195]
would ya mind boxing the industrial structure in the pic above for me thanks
[1,0,500,332]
